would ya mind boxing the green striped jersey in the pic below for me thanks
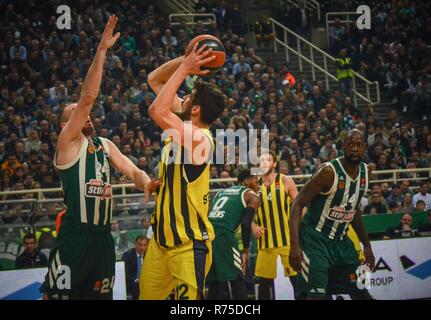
[302,158,369,240]
[209,185,253,233]
[54,136,112,226]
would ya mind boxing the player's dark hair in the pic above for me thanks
[191,80,226,125]
[237,168,252,183]
[265,150,277,163]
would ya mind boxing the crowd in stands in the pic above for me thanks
[0,0,430,229]
[326,0,431,119]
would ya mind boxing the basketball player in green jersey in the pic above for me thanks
[40,16,154,300]
[206,168,260,300]
[290,129,375,300]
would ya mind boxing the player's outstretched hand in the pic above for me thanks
[181,42,215,76]
[145,179,162,203]
[251,223,266,238]
[242,250,249,275]
[363,246,375,271]
[100,15,120,50]
[289,244,303,272]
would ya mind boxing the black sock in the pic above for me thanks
[207,281,226,300]
[257,278,275,300]
[229,277,247,300]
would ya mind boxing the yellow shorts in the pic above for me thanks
[139,238,212,300]
[255,246,297,279]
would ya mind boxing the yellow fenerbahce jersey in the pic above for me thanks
[152,129,215,248]
[256,173,291,249]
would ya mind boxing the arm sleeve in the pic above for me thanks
[241,207,256,250]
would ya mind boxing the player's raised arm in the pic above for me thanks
[147,56,185,113]
[289,165,334,271]
[104,139,160,202]
[148,43,216,163]
[59,16,120,146]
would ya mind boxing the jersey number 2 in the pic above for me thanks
[175,284,189,300]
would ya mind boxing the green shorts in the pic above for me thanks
[206,228,242,283]
[39,218,116,300]
[295,224,369,299]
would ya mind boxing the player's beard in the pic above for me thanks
[344,153,362,165]
[82,126,94,137]
[175,104,192,121]
[262,164,274,175]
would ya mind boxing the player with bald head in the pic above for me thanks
[40,16,156,300]
[289,129,375,300]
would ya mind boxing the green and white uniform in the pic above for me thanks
[207,185,253,282]
[40,136,116,300]
[296,158,370,298]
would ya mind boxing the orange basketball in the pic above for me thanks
[185,34,226,73]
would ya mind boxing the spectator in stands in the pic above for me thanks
[414,200,426,213]
[413,76,431,121]
[386,183,403,208]
[308,85,326,113]
[388,202,400,214]
[335,48,353,98]
[281,66,296,89]
[1,153,23,177]
[303,146,317,173]
[15,233,48,269]
[122,235,149,300]
[141,218,151,236]
[417,212,431,235]
[254,16,275,48]
[291,0,312,40]
[412,182,431,211]
[319,137,337,161]
[380,182,391,199]
[232,54,251,78]
[384,213,415,239]
[25,130,41,153]
[1,172,12,194]
[400,193,415,213]
[400,180,413,198]
[399,70,417,113]
[329,19,346,54]
[364,192,389,215]
[122,144,138,166]
[0,141,6,163]
[384,63,403,104]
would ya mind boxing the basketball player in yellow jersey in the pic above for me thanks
[139,44,226,300]
[252,151,299,300]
